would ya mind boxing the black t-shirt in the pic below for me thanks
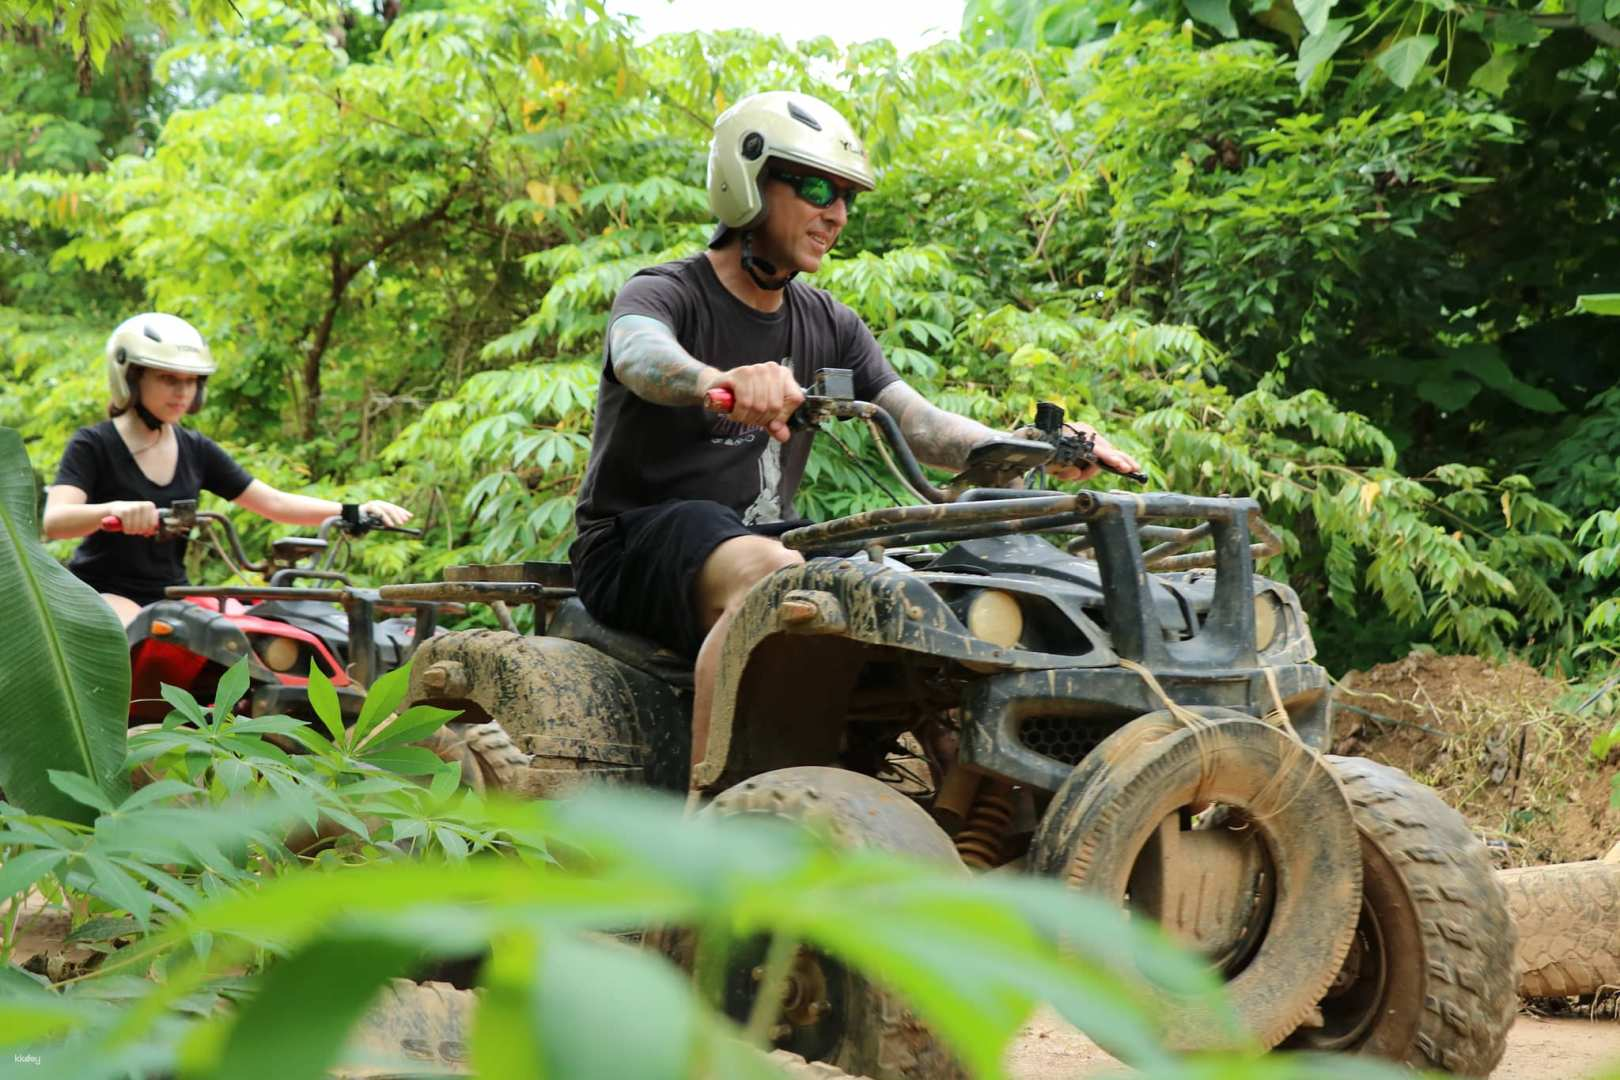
[572,253,899,561]
[52,421,254,605]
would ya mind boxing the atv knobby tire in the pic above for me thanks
[419,720,532,792]
[655,766,967,1080]
[1036,714,1363,1053]
[1282,757,1517,1077]
[1500,859,1620,999]
[337,978,471,1078]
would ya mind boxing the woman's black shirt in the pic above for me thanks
[52,421,253,606]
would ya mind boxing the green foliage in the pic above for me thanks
[0,760,1407,1080]
[1578,293,1620,316]
[1044,28,1515,380]
[991,0,1620,97]
[0,658,542,973]
[0,428,130,823]
[0,0,330,73]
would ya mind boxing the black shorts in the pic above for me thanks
[571,501,805,659]
[69,567,173,609]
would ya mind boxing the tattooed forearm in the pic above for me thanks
[609,315,716,405]
[874,381,1001,470]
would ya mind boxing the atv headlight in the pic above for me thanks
[1254,591,1284,652]
[255,634,302,673]
[967,590,1024,649]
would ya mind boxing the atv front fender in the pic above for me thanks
[405,629,690,792]
[694,558,1027,792]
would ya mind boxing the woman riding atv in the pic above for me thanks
[40,312,411,625]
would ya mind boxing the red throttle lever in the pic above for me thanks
[101,515,123,531]
[703,387,734,412]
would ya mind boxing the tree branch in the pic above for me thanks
[301,246,345,440]
[356,186,462,270]
[1470,4,1620,47]
[297,188,463,437]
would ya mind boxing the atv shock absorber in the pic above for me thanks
[954,779,1017,870]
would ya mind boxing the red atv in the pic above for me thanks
[106,500,446,724]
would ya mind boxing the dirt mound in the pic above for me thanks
[1332,652,1619,866]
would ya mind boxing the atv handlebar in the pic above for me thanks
[321,515,422,540]
[702,367,1280,571]
[101,508,418,539]
[706,380,960,502]
[99,502,420,579]
[702,373,1144,501]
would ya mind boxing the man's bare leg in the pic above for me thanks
[689,535,804,769]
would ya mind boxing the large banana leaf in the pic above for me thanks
[0,427,129,822]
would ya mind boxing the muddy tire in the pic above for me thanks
[1035,714,1363,1052]
[1282,757,1517,1076]
[338,978,473,1078]
[419,720,532,792]
[1029,708,1251,876]
[1501,859,1620,999]
[760,1050,871,1079]
[656,767,967,1080]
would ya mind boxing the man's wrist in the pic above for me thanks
[693,366,732,407]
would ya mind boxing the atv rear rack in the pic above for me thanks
[166,583,449,686]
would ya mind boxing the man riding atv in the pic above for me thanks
[396,90,1516,1078]
[41,312,411,626]
[570,90,1142,770]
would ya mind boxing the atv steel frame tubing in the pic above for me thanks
[785,491,1261,667]
[165,584,442,688]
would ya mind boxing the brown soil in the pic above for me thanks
[1330,652,1620,867]
[1006,1009,1620,1078]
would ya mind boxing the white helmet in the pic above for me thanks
[105,313,216,411]
[706,91,875,242]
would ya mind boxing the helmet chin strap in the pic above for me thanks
[133,401,164,431]
[740,230,795,291]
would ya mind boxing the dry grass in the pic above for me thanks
[1333,652,1620,867]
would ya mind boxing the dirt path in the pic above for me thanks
[1006,1010,1620,1077]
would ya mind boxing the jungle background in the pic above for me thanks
[5,1,1620,1076]
[3,0,1619,678]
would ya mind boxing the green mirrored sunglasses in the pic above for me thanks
[767,168,858,212]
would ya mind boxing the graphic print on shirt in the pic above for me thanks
[707,415,759,448]
[743,439,784,525]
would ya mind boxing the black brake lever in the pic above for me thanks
[352,516,422,538]
[1032,403,1148,484]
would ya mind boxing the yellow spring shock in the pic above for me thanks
[954,780,1017,870]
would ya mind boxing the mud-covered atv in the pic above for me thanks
[391,371,1518,1078]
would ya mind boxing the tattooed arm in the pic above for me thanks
[875,380,1145,480]
[609,314,804,442]
[609,314,715,405]
[873,381,1001,470]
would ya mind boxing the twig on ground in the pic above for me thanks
[1335,702,1448,738]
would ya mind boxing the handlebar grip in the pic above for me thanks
[101,515,122,532]
[703,387,735,413]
